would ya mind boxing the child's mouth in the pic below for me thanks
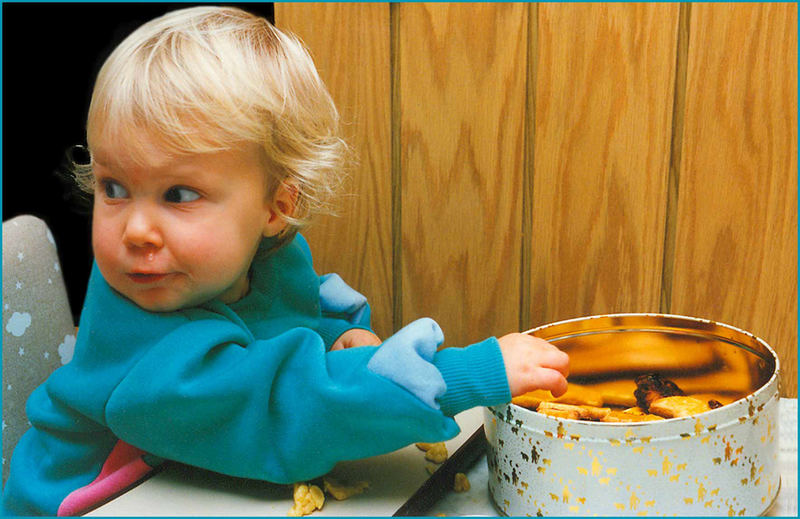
[128,273,169,284]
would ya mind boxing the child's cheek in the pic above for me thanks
[91,213,112,258]
[91,208,126,271]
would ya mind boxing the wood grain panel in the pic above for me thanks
[399,3,527,347]
[275,3,394,338]
[530,4,680,325]
[671,3,797,395]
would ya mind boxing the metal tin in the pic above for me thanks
[485,313,781,516]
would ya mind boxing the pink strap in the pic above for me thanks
[57,441,154,516]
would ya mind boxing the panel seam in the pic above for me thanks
[660,2,691,314]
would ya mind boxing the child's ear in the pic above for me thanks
[263,181,298,237]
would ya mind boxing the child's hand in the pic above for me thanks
[497,333,569,397]
[331,329,382,351]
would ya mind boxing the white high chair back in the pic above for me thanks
[2,215,76,484]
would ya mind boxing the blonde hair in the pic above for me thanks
[75,5,346,246]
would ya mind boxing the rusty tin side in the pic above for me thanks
[485,313,781,516]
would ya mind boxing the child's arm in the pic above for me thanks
[100,318,478,484]
[99,314,550,486]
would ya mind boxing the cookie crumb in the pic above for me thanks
[287,483,325,516]
[424,442,448,463]
[323,476,369,501]
[453,472,470,492]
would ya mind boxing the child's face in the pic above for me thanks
[91,136,281,312]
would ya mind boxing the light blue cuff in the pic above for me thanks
[319,273,369,325]
[433,337,511,417]
[366,318,446,409]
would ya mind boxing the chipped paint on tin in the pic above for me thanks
[486,389,779,516]
[486,313,781,517]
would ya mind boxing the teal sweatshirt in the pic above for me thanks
[2,235,510,516]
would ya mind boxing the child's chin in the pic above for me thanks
[132,298,184,313]
[123,291,187,313]
[127,290,220,313]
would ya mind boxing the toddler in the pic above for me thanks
[2,6,568,516]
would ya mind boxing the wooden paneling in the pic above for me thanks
[274,3,796,395]
[274,3,394,338]
[671,3,797,395]
[398,3,528,347]
[529,4,680,326]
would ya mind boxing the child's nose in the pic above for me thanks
[123,207,164,250]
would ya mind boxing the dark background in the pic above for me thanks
[2,2,275,320]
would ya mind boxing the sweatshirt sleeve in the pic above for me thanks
[103,320,415,483]
[104,315,510,485]
[434,336,511,416]
[366,318,511,415]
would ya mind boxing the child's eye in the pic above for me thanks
[164,186,201,203]
[102,180,129,199]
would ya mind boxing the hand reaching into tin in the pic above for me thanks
[497,333,570,398]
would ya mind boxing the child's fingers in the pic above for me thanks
[535,347,570,378]
[530,336,562,352]
[543,369,569,397]
[517,367,568,398]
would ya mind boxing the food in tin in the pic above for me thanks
[633,373,719,418]
[601,407,664,422]
[537,401,611,420]
[647,395,713,418]
[633,373,685,409]
[512,373,727,421]
[508,384,604,410]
